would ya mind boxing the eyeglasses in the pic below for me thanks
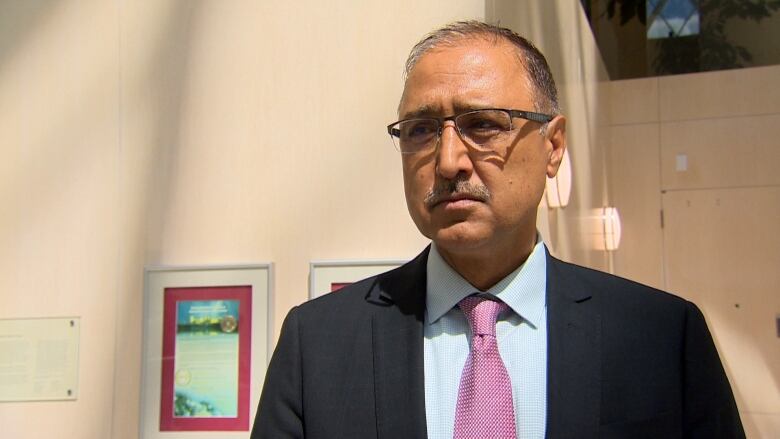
[386,108,553,154]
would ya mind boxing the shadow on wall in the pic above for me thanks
[138,1,203,261]
[0,1,64,69]
[111,2,203,437]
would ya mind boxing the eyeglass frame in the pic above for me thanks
[386,108,554,154]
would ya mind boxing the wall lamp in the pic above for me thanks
[602,207,622,251]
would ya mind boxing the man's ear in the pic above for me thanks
[544,115,566,178]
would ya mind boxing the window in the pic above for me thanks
[647,0,700,39]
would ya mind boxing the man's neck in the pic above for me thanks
[435,234,537,291]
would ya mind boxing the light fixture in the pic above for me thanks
[545,148,572,208]
[603,207,622,251]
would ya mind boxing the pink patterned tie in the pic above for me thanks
[453,296,516,439]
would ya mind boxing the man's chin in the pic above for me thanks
[429,224,493,255]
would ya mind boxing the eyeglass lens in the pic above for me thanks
[391,109,512,153]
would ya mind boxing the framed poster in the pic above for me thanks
[141,264,272,439]
[309,260,406,299]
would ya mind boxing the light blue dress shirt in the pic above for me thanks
[424,240,548,439]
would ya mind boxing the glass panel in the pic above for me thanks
[647,0,700,40]
[580,0,780,79]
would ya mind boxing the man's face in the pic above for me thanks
[399,38,565,259]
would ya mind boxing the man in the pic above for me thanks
[252,21,744,438]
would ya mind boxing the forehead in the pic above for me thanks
[400,39,531,117]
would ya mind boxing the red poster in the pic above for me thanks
[330,282,352,292]
[159,285,252,431]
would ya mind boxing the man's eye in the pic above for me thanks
[462,118,504,136]
[411,125,432,135]
[468,118,502,130]
[402,121,436,139]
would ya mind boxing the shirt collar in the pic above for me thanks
[425,236,547,329]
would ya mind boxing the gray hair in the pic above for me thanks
[404,20,560,116]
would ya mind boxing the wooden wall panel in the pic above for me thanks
[610,77,659,125]
[663,187,780,423]
[608,123,664,289]
[659,65,780,121]
[661,114,780,191]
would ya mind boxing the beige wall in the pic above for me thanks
[0,1,484,438]
[608,65,780,438]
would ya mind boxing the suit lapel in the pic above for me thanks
[367,248,429,439]
[545,252,601,439]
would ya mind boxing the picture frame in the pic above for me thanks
[309,259,406,299]
[140,264,273,438]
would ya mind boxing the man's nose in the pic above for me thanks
[436,122,473,179]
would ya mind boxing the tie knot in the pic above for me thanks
[458,296,507,337]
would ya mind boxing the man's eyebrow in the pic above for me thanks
[453,102,493,113]
[401,105,440,119]
[401,102,494,119]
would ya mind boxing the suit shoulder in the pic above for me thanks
[295,273,381,316]
[549,256,690,310]
[294,251,427,320]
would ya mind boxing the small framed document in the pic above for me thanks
[309,260,406,299]
[0,317,80,402]
[141,264,272,438]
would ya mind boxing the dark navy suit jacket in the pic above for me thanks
[251,247,744,438]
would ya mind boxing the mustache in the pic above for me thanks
[423,179,491,208]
